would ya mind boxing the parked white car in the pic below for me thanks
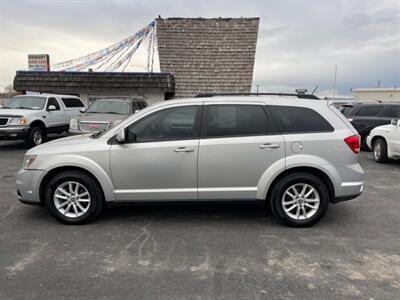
[366,119,400,163]
[0,94,85,147]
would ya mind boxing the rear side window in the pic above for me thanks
[205,105,269,138]
[382,106,400,118]
[355,105,383,116]
[61,97,84,108]
[268,106,334,133]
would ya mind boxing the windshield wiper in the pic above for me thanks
[89,129,107,139]
[100,112,123,114]
[5,106,35,110]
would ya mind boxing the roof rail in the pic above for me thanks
[195,92,320,100]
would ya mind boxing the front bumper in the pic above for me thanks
[0,126,30,140]
[366,135,373,150]
[68,128,92,135]
[16,168,46,206]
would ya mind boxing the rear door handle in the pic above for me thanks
[174,147,194,153]
[259,143,280,149]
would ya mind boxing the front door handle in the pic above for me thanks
[174,147,194,153]
[259,143,280,149]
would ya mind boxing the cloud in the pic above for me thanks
[0,0,399,95]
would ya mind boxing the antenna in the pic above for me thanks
[333,65,337,100]
[311,84,319,95]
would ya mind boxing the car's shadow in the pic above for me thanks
[17,199,363,230]
[0,134,68,150]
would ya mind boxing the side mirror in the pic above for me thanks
[79,108,86,113]
[391,119,399,126]
[116,127,126,143]
[47,105,56,111]
[134,109,141,114]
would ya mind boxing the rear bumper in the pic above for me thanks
[0,126,30,140]
[333,192,362,203]
[329,163,364,200]
[68,128,90,135]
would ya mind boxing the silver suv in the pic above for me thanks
[16,96,364,227]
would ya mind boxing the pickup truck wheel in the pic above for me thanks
[26,127,45,147]
[270,172,329,227]
[44,171,104,224]
[372,138,388,163]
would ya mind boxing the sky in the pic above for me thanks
[0,0,399,97]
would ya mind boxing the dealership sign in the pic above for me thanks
[28,54,50,71]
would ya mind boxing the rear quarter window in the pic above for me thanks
[382,106,400,118]
[268,105,334,133]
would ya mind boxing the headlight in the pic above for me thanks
[22,155,37,170]
[70,118,78,130]
[9,117,28,125]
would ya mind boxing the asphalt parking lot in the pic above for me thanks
[0,139,399,300]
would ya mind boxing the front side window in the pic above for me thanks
[268,106,334,133]
[126,106,199,142]
[4,96,46,110]
[47,98,60,110]
[355,106,383,117]
[86,101,131,115]
[205,105,269,138]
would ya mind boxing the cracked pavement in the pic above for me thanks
[0,139,400,299]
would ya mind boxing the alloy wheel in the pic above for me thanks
[281,183,320,220]
[53,181,91,218]
[33,131,42,145]
[374,143,381,160]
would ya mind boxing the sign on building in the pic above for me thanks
[28,54,50,71]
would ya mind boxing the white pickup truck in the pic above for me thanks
[0,94,85,147]
[367,118,400,163]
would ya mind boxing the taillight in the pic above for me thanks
[344,135,360,154]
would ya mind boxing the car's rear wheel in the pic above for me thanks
[26,127,46,148]
[372,138,388,163]
[44,171,104,224]
[270,172,329,227]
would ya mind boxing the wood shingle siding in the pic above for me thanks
[156,17,259,98]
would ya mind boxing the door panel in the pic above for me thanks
[198,135,285,199]
[388,126,400,155]
[110,140,199,201]
[198,103,285,200]
[109,104,202,201]
[45,97,65,127]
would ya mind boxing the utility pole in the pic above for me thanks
[333,65,337,100]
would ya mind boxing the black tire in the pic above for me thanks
[372,138,388,163]
[360,134,369,151]
[44,171,104,224]
[26,127,46,148]
[269,172,329,227]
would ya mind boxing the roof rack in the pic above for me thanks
[195,93,320,100]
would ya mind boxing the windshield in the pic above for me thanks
[4,96,46,110]
[90,102,155,139]
[86,100,131,115]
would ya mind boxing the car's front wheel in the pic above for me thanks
[372,138,388,163]
[44,171,104,224]
[270,172,329,227]
[26,127,46,148]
